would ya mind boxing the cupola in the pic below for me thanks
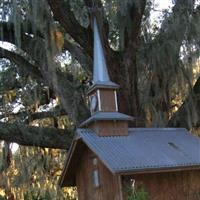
[79,17,133,136]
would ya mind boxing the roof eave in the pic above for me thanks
[79,112,134,128]
[116,165,200,176]
[87,82,120,95]
[58,136,80,187]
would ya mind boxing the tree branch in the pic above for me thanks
[121,0,147,116]
[0,47,43,81]
[28,108,67,121]
[0,122,72,149]
[0,14,91,73]
[124,0,147,50]
[47,0,93,57]
[145,0,196,124]
[157,0,194,53]
[168,76,200,129]
[0,107,67,122]
[0,21,89,124]
[64,39,92,73]
[0,20,43,44]
[0,22,47,69]
[83,0,110,49]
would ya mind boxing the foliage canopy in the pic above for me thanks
[0,0,199,198]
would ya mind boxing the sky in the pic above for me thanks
[151,0,172,21]
[156,0,172,9]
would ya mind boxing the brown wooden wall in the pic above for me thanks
[90,120,128,136]
[99,89,116,112]
[76,148,122,200]
[89,89,117,114]
[122,170,200,200]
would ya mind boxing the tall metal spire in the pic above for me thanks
[93,17,110,83]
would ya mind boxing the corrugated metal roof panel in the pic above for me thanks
[77,128,200,173]
[79,112,134,127]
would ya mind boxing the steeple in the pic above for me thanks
[93,17,110,83]
[80,16,133,136]
[88,17,119,93]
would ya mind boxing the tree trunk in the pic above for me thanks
[105,51,140,128]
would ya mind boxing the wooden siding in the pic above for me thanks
[76,148,122,200]
[122,170,200,200]
[99,89,117,112]
[89,88,117,114]
[90,120,128,136]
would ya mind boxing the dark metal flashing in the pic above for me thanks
[87,81,119,94]
[79,111,134,127]
[114,163,200,174]
[116,165,200,176]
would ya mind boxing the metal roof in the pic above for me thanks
[79,112,134,127]
[77,128,200,173]
[59,128,200,187]
[93,17,110,83]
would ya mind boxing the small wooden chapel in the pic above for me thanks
[59,16,200,200]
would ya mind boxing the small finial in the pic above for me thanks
[87,4,102,30]
[87,0,102,13]
[87,5,100,14]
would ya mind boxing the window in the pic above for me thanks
[91,157,100,188]
[93,157,98,166]
[92,169,100,188]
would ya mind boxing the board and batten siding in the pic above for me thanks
[122,170,200,200]
[76,148,122,200]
